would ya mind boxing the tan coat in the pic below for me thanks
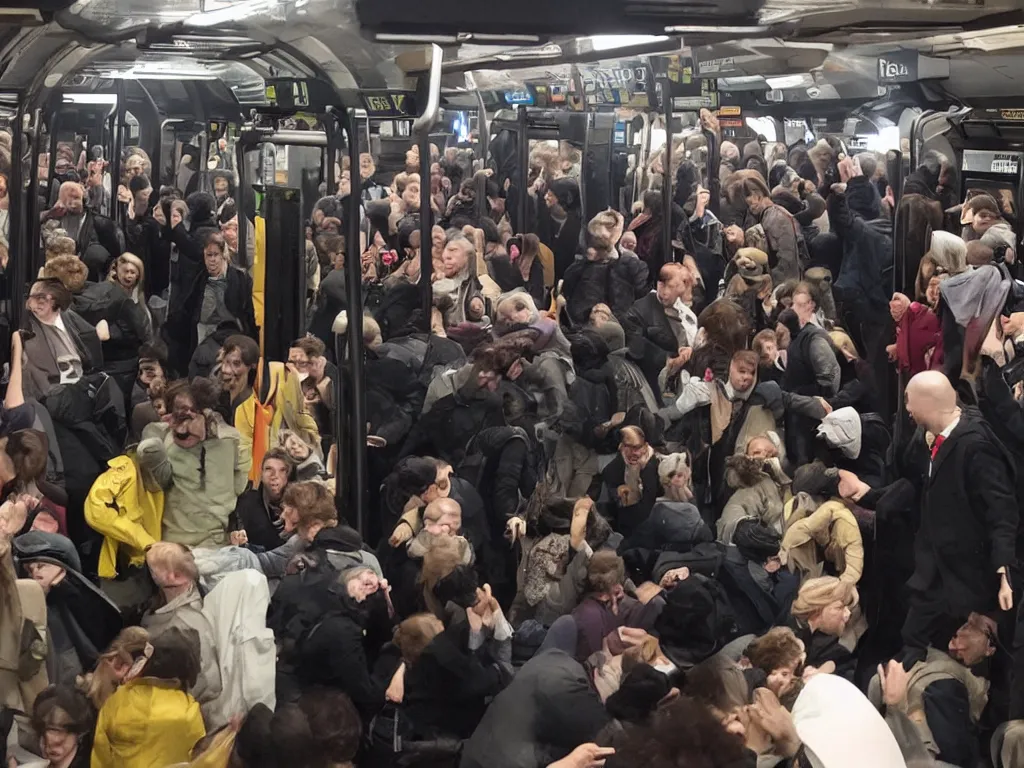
[782,495,864,584]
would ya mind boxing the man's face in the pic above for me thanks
[792,291,815,327]
[476,369,501,392]
[281,504,300,534]
[168,394,203,448]
[758,341,778,365]
[620,435,648,467]
[730,359,756,393]
[442,240,469,278]
[904,385,926,428]
[948,614,997,666]
[402,181,420,211]
[262,458,289,500]
[817,600,852,636]
[657,271,690,308]
[220,348,251,391]
[60,185,84,215]
[544,190,564,216]
[288,347,311,378]
[746,437,778,460]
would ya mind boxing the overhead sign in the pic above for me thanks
[697,56,736,77]
[1001,109,1024,121]
[962,149,1024,176]
[361,92,417,118]
[877,51,950,84]
[504,88,535,106]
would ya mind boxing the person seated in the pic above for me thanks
[278,429,325,481]
[721,519,799,638]
[41,254,150,401]
[787,575,858,681]
[76,626,151,711]
[90,626,206,768]
[11,685,94,768]
[623,263,698,399]
[618,452,711,584]
[390,599,513,741]
[84,447,164,614]
[137,378,250,548]
[141,542,222,717]
[571,551,665,661]
[230,447,293,552]
[600,426,660,539]
[21,278,103,403]
[782,461,864,587]
[868,613,996,768]
[561,209,648,327]
[13,531,123,686]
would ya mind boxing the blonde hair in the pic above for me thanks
[791,576,859,621]
[77,626,151,710]
[110,252,146,292]
[42,254,88,294]
[829,329,859,360]
[146,541,199,583]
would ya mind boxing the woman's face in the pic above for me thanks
[815,600,852,636]
[926,276,942,307]
[284,434,309,461]
[214,177,228,196]
[758,341,778,365]
[442,240,469,278]
[359,153,375,180]
[39,710,79,766]
[204,243,226,276]
[431,226,446,250]
[116,260,140,290]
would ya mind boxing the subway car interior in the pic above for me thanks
[6,2,1024,765]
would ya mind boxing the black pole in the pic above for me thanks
[111,81,126,222]
[661,87,674,266]
[343,109,368,536]
[517,104,529,235]
[702,124,720,218]
[474,89,489,168]
[418,121,433,331]
[324,107,338,195]
[10,98,26,332]
[27,107,43,286]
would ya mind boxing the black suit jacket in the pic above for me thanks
[623,292,680,398]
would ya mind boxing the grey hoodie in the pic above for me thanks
[816,406,863,459]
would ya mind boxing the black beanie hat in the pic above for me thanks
[605,664,672,724]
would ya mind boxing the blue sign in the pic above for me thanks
[504,89,535,106]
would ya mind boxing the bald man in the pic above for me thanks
[845,370,1018,665]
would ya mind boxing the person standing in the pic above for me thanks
[843,370,1018,666]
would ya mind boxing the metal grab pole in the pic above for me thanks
[661,85,674,265]
[343,109,368,535]
[516,105,529,235]
[474,87,489,168]
[111,80,126,222]
[415,44,443,332]
[702,123,720,218]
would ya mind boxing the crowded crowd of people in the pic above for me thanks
[3,110,1024,768]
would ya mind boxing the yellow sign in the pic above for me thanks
[719,106,742,117]
[1001,109,1024,121]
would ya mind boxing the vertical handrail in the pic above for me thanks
[343,108,368,535]
[571,66,589,222]
[10,97,26,332]
[516,104,529,235]
[235,139,248,264]
[702,123,720,218]
[474,87,489,168]
[324,106,340,195]
[111,80,126,223]
[27,107,43,285]
[661,80,674,266]
[415,44,443,332]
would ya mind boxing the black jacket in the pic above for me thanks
[72,282,150,365]
[829,184,894,318]
[788,615,856,681]
[125,212,170,298]
[561,254,649,328]
[173,264,257,353]
[600,454,661,539]
[623,293,682,398]
[911,410,1018,616]
[403,617,509,740]
[231,487,284,551]
[460,649,610,768]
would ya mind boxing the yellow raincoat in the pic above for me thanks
[84,454,164,580]
[91,677,206,768]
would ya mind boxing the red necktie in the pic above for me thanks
[931,435,946,461]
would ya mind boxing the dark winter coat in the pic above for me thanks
[561,254,649,327]
[460,649,610,768]
[601,454,661,539]
[829,182,894,319]
[910,410,1018,616]
[618,501,713,582]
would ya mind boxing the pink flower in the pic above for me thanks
[381,250,398,266]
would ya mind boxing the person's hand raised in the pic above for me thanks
[547,744,615,768]
[877,659,909,708]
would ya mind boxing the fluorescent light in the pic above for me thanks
[765,74,815,89]
[375,33,460,44]
[62,94,118,104]
[589,35,669,51]
[186,0,270,27]
[862,125,900,153]
[664,25,769,34]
